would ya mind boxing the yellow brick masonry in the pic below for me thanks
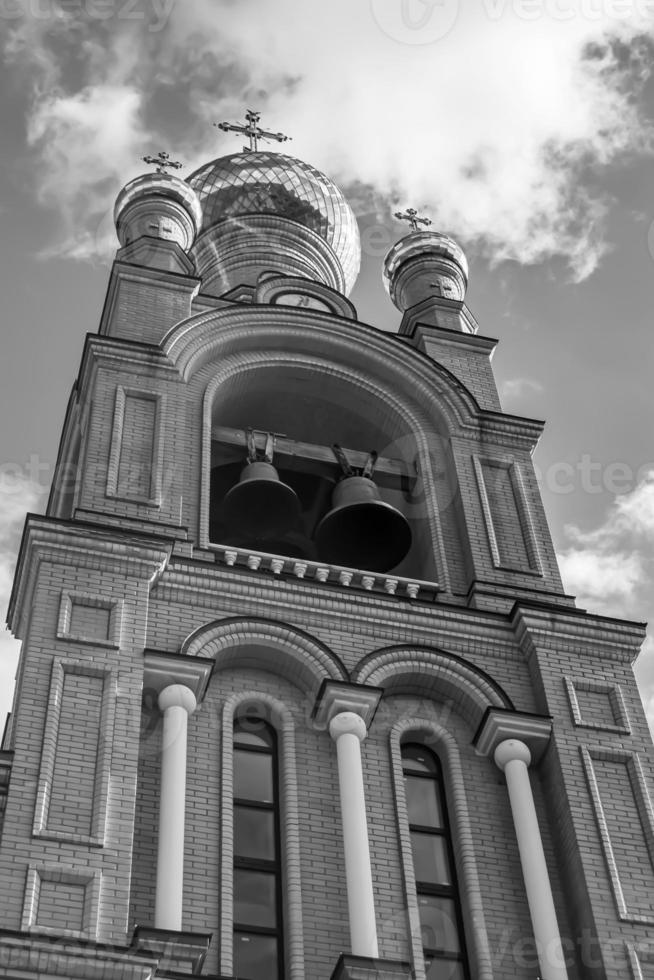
[2,257,654,980]
[1,521,170,949]
[5,525,646,976]
[128,555,648,978]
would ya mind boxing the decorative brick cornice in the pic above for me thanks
[7,516,171,637]
[98,259,200,336]
[0,932,153,980]
[153,559,525,664]
[398,296,481,337]
[401,311,492,349]
[511,601,647,664]
[80,334,181,388]
[200,544,438,600]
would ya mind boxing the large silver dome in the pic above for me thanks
[186,151,360,293]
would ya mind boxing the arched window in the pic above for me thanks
[233,717,284,979]
[402,743,469,980]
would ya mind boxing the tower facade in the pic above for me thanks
[1,140,653,980]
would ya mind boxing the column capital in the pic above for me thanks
[473,707,552,765]
[494,738,531,771]
[159,684,197,715]
[312,680,383,732]
[329,711,368,743]
[143,650,214,705]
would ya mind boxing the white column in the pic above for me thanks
[329,711,379,959]
[155,683,197,931]
[494,739,569,980]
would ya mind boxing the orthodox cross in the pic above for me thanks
[142,151,182,174]
[394,207,432,232]
[214,109,290,152]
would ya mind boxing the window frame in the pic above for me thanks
[233,718,285,980]
[402,741,470,980]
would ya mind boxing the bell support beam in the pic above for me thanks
[211,425,411,490]
[474,709,568,980]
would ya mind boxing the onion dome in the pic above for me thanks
[186,151,361,296]
[383,230,468,311]
[114,172,202,252]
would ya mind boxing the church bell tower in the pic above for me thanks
[1,115,654,980]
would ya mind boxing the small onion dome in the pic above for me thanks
[114,172,202,251]
[186,151,360,296]
[383,230,468,311]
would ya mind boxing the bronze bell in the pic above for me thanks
[223,459,301,535]
[314,449,412,572]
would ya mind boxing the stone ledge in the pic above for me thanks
[329,953,413,980]
[130,926,211,975]
[207,542,439,601]
[0,931,152,980]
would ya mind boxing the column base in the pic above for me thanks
[330,953,413,980]
[130,925,212,975]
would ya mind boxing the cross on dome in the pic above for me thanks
[214,109,291,152]
[142,151,183,174]
[394,207,432,232]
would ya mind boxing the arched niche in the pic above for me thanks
[201,349,456,583]
[353,645,513,732]
[181,617,347,698]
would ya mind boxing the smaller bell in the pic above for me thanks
[222,430,301,536]
[314,447,412,572]
[223,459,301,535]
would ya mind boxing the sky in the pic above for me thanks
[1,0,654,732]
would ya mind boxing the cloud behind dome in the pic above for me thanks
[2,0,654,276]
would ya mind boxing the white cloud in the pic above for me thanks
[28,83,148,259]
[4,1,654,270]
[162,0,654,278]
[558,471,654,731]
[558,471,654,615]
[500,378,544,402]
[558,547,645,609]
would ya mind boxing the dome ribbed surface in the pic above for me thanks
[186,151,360,290]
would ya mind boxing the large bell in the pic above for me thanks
[314,475,412,572]
[223,460,301,535]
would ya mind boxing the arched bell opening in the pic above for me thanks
[207,362,451,579]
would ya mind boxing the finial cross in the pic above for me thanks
[394,207,432,232]
[214,109,291,152]
[142,151,182,174]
